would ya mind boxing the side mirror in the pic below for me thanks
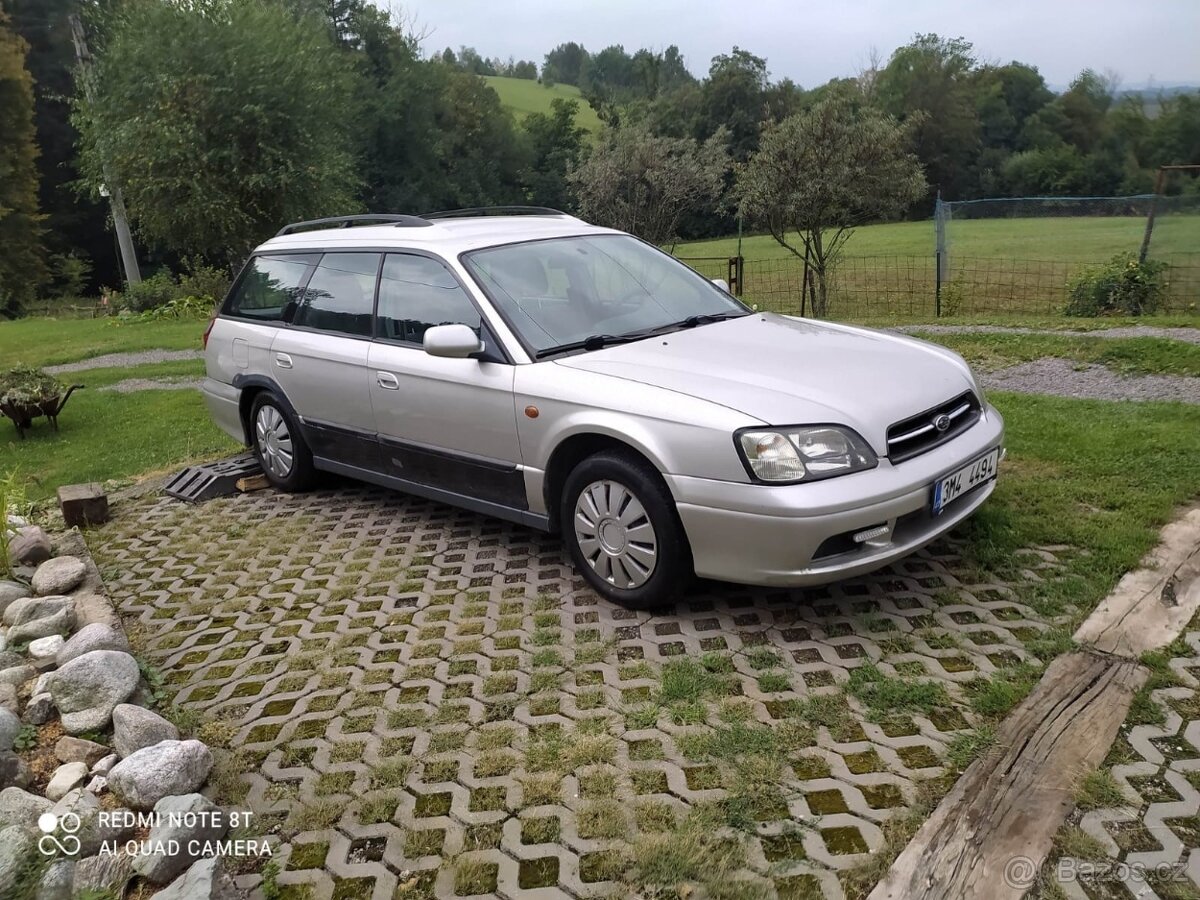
[423,323,484,359]
[712,278,730,292]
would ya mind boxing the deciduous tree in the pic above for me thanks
[736,94,926,316]
[0,9,46,316]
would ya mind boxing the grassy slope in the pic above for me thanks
[483,75,604,133]
[676,215,1200,261]
[908,332,1200,376]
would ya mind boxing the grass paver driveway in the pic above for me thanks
[93,481,1081,900]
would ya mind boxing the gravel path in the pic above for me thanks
[46,348,204,374]
[895,324,1200,345]
[982,358,1200,404]
[98,377,203,394]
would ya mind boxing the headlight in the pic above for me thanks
[736,426,877,483]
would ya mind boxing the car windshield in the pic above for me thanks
[463,234,748,356]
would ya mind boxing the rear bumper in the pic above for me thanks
[201,378,246,445]
[668,405,1003,586]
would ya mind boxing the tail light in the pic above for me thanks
[202,314,217,349]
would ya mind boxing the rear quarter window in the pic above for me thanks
[224,254,318,322]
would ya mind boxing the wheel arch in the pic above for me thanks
[232,374,300,446]
[543,431,668,533]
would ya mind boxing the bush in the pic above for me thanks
[113,272,179,312]
[1065,253,1167,317]
[178,263,231,305]
[134,295,215,321]
[110,264,230,313]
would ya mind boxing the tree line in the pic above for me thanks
[0,0,1196,317]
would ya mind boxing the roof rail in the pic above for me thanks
[421,206,568,220]
[274,214,432,237]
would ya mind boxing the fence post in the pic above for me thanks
[1138,167,1167,263]
[934,190,947,318]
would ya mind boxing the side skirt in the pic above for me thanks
[313,455,552,532]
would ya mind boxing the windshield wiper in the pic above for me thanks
[535,333,647,358]
[675,311,747,328]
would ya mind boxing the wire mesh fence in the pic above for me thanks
[677,186,1200,320]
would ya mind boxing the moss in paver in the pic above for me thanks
[518,856,559,889]
[464,822,504,850]
[844,750,886,774]
[578,799,626,839]
[635,800,677,832]
[314,771,355,796]
[473,751,516,778]
[287,798,347,832]
[468,786,507,812]
[520,773,561,806]
[579,769,618,798]
[763,834,807,862]
[632,769,669,794]
[822,826,870,855]
[330,877,374,900]
[287,841,330,870]
[413,792,452,818]
[861,783,906,809]
[806,789,849,814]
[429,730,467,753]
[896,745,941,769]
[423,759,459,783]
[792,755,833,781]
[579,849,629,883]
[357,792,400,825]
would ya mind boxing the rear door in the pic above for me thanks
[269,252,382,468]
[367,252,524,508]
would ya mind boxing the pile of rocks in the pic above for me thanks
[1,534,243,899]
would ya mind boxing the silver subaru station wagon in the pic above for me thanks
[202,208,1003,608]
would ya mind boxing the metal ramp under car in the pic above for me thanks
[164,452,263,502]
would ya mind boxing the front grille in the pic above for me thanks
[886,391,981,463]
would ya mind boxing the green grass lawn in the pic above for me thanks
[676,215,1200,262]
[0,317,205,367]
[908,332,1200,376]
[483,75,603,133]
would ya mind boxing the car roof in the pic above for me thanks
[255,214,624,257]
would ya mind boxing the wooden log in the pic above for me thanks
[868,650,1146,900]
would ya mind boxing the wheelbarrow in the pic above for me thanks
[0,368,85,439]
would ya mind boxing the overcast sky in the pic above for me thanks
[400,0,1200,90]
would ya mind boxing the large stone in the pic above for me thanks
[55,736,110,767]
[45,761,88,801]
[0,786,51,828]
[9,526,51,566]
[0,683,16,715]
[0,664,36,688]
[0,824,35,897]
[73,854,132,895]
[25,693,54,725]
[112,703,179,758]
[46,650,139,734]
[56,622,129,667]
[152,856,242,900]
[0,751,30,790]
[37,859,75,900]
[91,753,117,776]
[4,595,76,642]
[31,556,87,596]
[50,788,133,856]
[0,580,30,616]
[132,793,229,884]
[107,740,213,810]
[0,650,23,670]
[0,708,19,752]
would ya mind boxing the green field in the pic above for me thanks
[676,215,1200,261]
[674,215,1200,318]
[483,75,603,133]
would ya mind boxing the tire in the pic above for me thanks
[560,450,692,609]
[249,392,315,492]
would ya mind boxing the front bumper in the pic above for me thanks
[668,405,1004,587]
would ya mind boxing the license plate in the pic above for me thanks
[932,449,999,515]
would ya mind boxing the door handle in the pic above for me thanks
[376,372,399,390]
[274,353,293,369]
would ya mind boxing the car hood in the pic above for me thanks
[554,313,978,453]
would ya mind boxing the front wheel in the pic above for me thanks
[561,450,691,609]
[250,393,315,492]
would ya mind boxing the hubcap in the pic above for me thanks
[255,405,294,479]
[574,479,658,589]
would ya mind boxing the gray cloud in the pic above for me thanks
[401,0,1200,89]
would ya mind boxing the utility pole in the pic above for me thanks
[68,13,141,286]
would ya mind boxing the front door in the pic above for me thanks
[269,252,381,468]
[367,253,524,509]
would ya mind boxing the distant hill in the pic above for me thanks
[482,76,604,134]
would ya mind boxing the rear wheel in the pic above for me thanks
[561,450,691,608]
[250,393,315,492]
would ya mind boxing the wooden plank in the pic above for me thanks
[236,474,270,493]
[868,650,1146,900]
[1074,507,1200,658]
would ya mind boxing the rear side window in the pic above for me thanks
[224,254,317,322]
[293,253,381,337]
[376,254,481,344]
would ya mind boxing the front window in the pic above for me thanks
[463,235,747,356]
